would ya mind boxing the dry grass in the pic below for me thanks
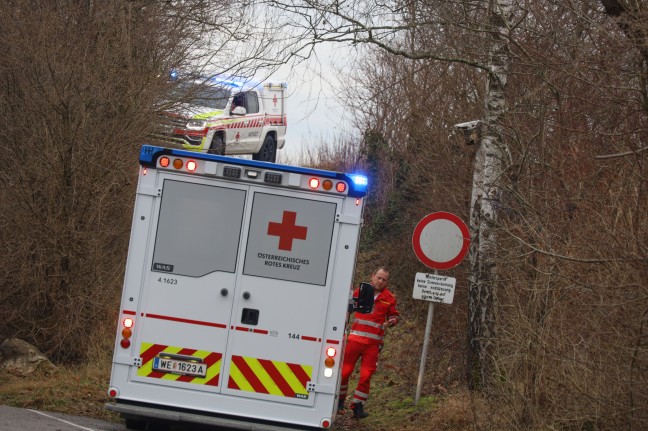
[327,386,491,431]
[0,357,120,423]
[0,350,484,430]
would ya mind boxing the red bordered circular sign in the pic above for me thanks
[412,212,470,270]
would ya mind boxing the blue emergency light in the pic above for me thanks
[209,77,244,88]
[349,174,368,194]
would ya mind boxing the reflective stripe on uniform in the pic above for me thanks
[350,330,383,341]
[353,318,383,328]
[353,389,369,402]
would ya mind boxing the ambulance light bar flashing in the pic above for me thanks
[210,77,245,88]
[308,177,348,194]
[140,146,369,198]
[350,174,368,189]
[158,156,199,173]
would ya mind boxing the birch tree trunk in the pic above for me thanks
[467,0,513,390]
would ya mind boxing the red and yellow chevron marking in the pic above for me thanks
[137,342,222,386]
[227,355,312,399]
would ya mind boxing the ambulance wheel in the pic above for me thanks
[148,421,170,431]
[208,135,225,155]
[124,418,147,430]
[253,134,276,163]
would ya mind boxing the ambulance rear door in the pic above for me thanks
[131,174,248,393]
[221,187,342,407]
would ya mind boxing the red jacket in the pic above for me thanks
[348,287,400,345]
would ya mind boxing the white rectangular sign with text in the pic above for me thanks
[413,272,456,304]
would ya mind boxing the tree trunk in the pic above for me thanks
[467,0,513,391]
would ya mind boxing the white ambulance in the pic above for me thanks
[106,145,370,430]
[156,76,287,163]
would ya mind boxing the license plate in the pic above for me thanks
[153,356,207,377]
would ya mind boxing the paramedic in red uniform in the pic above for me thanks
[339,267,400,419]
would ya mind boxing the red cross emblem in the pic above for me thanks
[273,94,278,107]
[267,211,307,251]
[235,132,240,141]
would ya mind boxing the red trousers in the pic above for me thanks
[339,337,380,405]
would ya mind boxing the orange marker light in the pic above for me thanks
[322,180,333,190]
[173,158,183,169]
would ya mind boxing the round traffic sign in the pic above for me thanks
[412,212,470,270]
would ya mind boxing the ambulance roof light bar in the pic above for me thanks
[140,146,369,198]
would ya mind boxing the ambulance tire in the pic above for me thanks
[148,421,170,431]
[253,134,276,163]
[208,135,225,155]
[124,418,147,430]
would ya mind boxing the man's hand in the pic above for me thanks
[386,317,397,327]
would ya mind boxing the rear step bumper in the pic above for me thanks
[105,401,316,431]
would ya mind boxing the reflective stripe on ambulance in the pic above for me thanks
[227,355,313,399]
[137,342,223,386]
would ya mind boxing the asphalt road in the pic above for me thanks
[0,405,126,431]
[0,406,261,431]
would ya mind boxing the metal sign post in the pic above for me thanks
[411,212,469,404]
[415,271,436,404]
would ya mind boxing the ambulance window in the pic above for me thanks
[152,180,246,277]
[245,92,259,114]
[173,81,230,110]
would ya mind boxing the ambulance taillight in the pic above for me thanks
[309,178,319,189]
[120,317,134,349]
[186,160,197,172]
[159,156,170,168]
[323,347,337,377]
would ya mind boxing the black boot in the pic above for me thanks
[351,402,368,419]
[337,399,346,413]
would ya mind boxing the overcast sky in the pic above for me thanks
[268,43,359,160]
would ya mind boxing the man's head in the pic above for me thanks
[371,267,389,293]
